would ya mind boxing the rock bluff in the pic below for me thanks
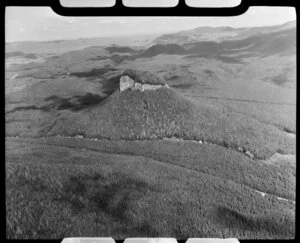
[119,69,169,92]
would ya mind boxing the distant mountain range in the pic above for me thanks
[153,20,296,44]
[104,21,296,60]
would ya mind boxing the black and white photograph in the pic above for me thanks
[5,3,296,239]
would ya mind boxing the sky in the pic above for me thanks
[5,6,296,42]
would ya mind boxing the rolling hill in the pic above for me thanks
[44,70,295,160]
[6,135,295,239]
[5,20,296,239]
[154,20,296,44]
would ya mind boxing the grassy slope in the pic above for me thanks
[183,54,296,133]
[47,88,295,159]
[9,136,295,200]
[6,137,295,239]
[118,52,296,132]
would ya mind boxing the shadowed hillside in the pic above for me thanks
[105,46,138,54]
[47,87,195,140]
[184,42,221,56]
[138,44,187,58]
[122,69,166,85]
[6,51,37,59]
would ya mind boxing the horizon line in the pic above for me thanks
[5,19,296,44]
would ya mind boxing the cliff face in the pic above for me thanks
[120,76,135,91]
[120,75,169,92]
[119,70,169,92]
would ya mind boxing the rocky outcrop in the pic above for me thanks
[119,70,169,92]
[120,75,135,91]
[245,150,254,159]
